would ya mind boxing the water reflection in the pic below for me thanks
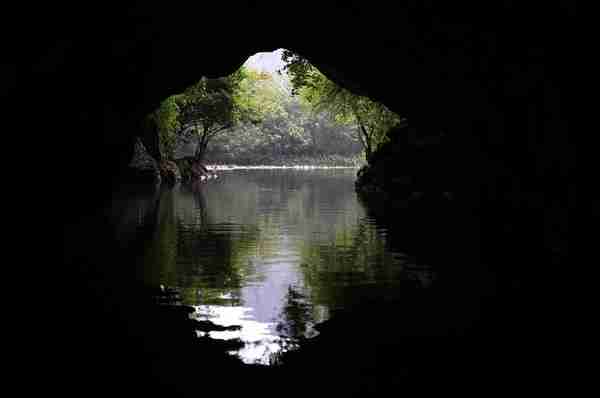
[136,169,432,364]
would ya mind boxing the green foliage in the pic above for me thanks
[234,69,287,122]
[150,68,253,162]
[180,77,235,130]
[149,53,375,166]
[206,70,363,165]
[151,95,182,158]
[281,50,404,162]
[281,50,321,96]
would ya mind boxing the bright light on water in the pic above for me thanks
[193,304,294,365]
[140,170,430,366]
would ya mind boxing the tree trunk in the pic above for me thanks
[352,107,373,162]
[194,125,209,162]
[360,124,373,162]
[200,139,209,162]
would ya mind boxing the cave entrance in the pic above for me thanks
[143,48,403,182]
[134,49,419,366]
[204,49,367,169]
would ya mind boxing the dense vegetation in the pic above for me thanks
[149,68,248,164]
[205,66,364,166]
[149,50,402,170]
[281,50,405,162]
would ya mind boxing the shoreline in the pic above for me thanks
[206,164,361,171]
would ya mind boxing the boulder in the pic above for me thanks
[128,137,160,182]
[355,125,455,201]
[159,160,181,185]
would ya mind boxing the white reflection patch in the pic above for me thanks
[193,304,286,364]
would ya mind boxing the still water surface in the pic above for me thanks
[135,169,432,364]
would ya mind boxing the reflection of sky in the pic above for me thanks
[192,231,306,364]
[193,304,290,365]
[185,170,365,364]
[242,243,302,323]
[146,170,430,365]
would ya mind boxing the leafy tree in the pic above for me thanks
[234,69,287,122]
[281,50,404,162]
[176,71,244,163]
[149,94,183,158]
[150,57,367,168]
[206,70,363,166]
[148,67,255,165]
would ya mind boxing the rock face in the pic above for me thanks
[355,126,457,203]
[128,137,160,182]
[159,160,181,185]
[173,158,215,182]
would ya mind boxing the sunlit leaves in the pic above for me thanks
[149,54,370,165]
[234,68,287,123]
[150,69,252,160]
[281,51,403,161]
[151,94,183,158]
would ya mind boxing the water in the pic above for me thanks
[134,169,434,364]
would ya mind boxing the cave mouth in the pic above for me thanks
[140,48,409,183]
[134,48,419,365]
[26,3,574,395]
[129,46,485,367]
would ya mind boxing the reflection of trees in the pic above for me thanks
[138,188,178,287]
[110,183,161,252]
[139,169,434,321]
[140,183,268,307]
[276,285,314,339]
[298,214,433,313]
[177,185,265,306]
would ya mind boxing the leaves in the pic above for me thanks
[282,51,403,161]
[151,69,252,161]
[151,95,182,158]
[150,52,373,165]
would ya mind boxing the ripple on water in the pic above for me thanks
[140,169,434,365]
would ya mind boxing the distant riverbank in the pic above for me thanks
[207,164,360,170]
[205,153,366,168]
